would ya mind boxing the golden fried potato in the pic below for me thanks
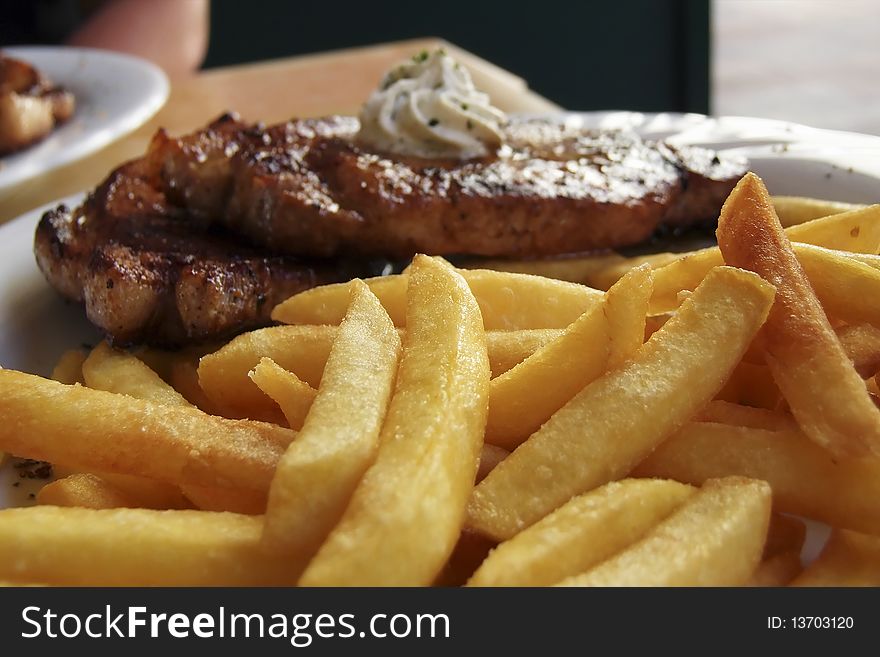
[650,203,880,312]
[635,421,880,534]
[836,323,880,378]
[0,506,301,586]
[262,280,401,561]
[248,358,316,430]
[468,267,775,541]
[696,400,793,431]
[748,551,803,587]
[772,195,868,227]
[791,530,880,586]
[300,256,489,586]
[37,474,139,510]
[82,341,191,407]
[475,444,509,484]
[0,370,294,491]
[167,359,222,415]
[273,264,604,330]
[180,485,267,515]
[605,264,653,369]
[558,477,771,586]
[483,286,608,450]
[199,325,335,423]
[794,244,880,327]
[715,361,780,409]
[463,251,678,291]
[467,479,693,587]
[484,265,652,450]
[485,329,563,377]
[199,326,560,423]
[50,348,88,385]
[717,173,880,458]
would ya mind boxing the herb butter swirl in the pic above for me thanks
[357,50,507,159]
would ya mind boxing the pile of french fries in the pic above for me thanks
[1,173,880,586]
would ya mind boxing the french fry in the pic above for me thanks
[785,203,880,252]
[763,514,807,559]
[167,359,222,415]
[199,326,560,421]
[634,421,880,535]
[475,444,509,484]
[795,244,880,327]
[558,477,771,587]
[836,323,880,377]
[78,345,266,510]
[38,466,192,513]
[696,400,793,431]
[273,274,410,326]
[50,348,87,385]
[605,265,652,369]
[300,256,489,586]
[650,204,880,312]
[82,341,191,407]
[467,479,694,587]
[844,250,880,272]
[78,342,266,515]
[748,551,802,587]
[37,474,139,510]
[484,266,652,450]
[772,195,867,228]
[0,370,294,491]
[181,485,267,515]
[715,361,780,409]
[463,251,678,291]
[483,287,608,450]
[485,329,563,377]
[97,473,191,510]
[0,506,301,586]
[249,358,317,430]
[468,267,775,541]
[791,530,880,587]
[717,172,880,458]
[198,325,335,422]
[644,312,671,340]
[273,265,604,330]
[434,531,496,587]
[262,280,401,560]
[746,514,807,586]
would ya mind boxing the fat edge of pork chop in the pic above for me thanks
[34,157,362,346]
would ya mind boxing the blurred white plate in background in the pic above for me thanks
[0,46,169,192]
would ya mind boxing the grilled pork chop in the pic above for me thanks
[34,158,363,346]
[148,114,747,258]
[35,113,745,345]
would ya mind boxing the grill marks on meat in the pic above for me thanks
[34,157,358,346]
[148,115,748,258]
[35,113,747,346]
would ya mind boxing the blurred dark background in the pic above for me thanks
[203,0,711,113]
[1,0,711,113]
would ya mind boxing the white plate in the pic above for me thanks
[0,46,169,192]
[0,112,877,562]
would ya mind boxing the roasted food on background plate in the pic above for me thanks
[34,49,745,346]
[0,54,75,156]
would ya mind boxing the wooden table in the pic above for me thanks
[0,38,560,224]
